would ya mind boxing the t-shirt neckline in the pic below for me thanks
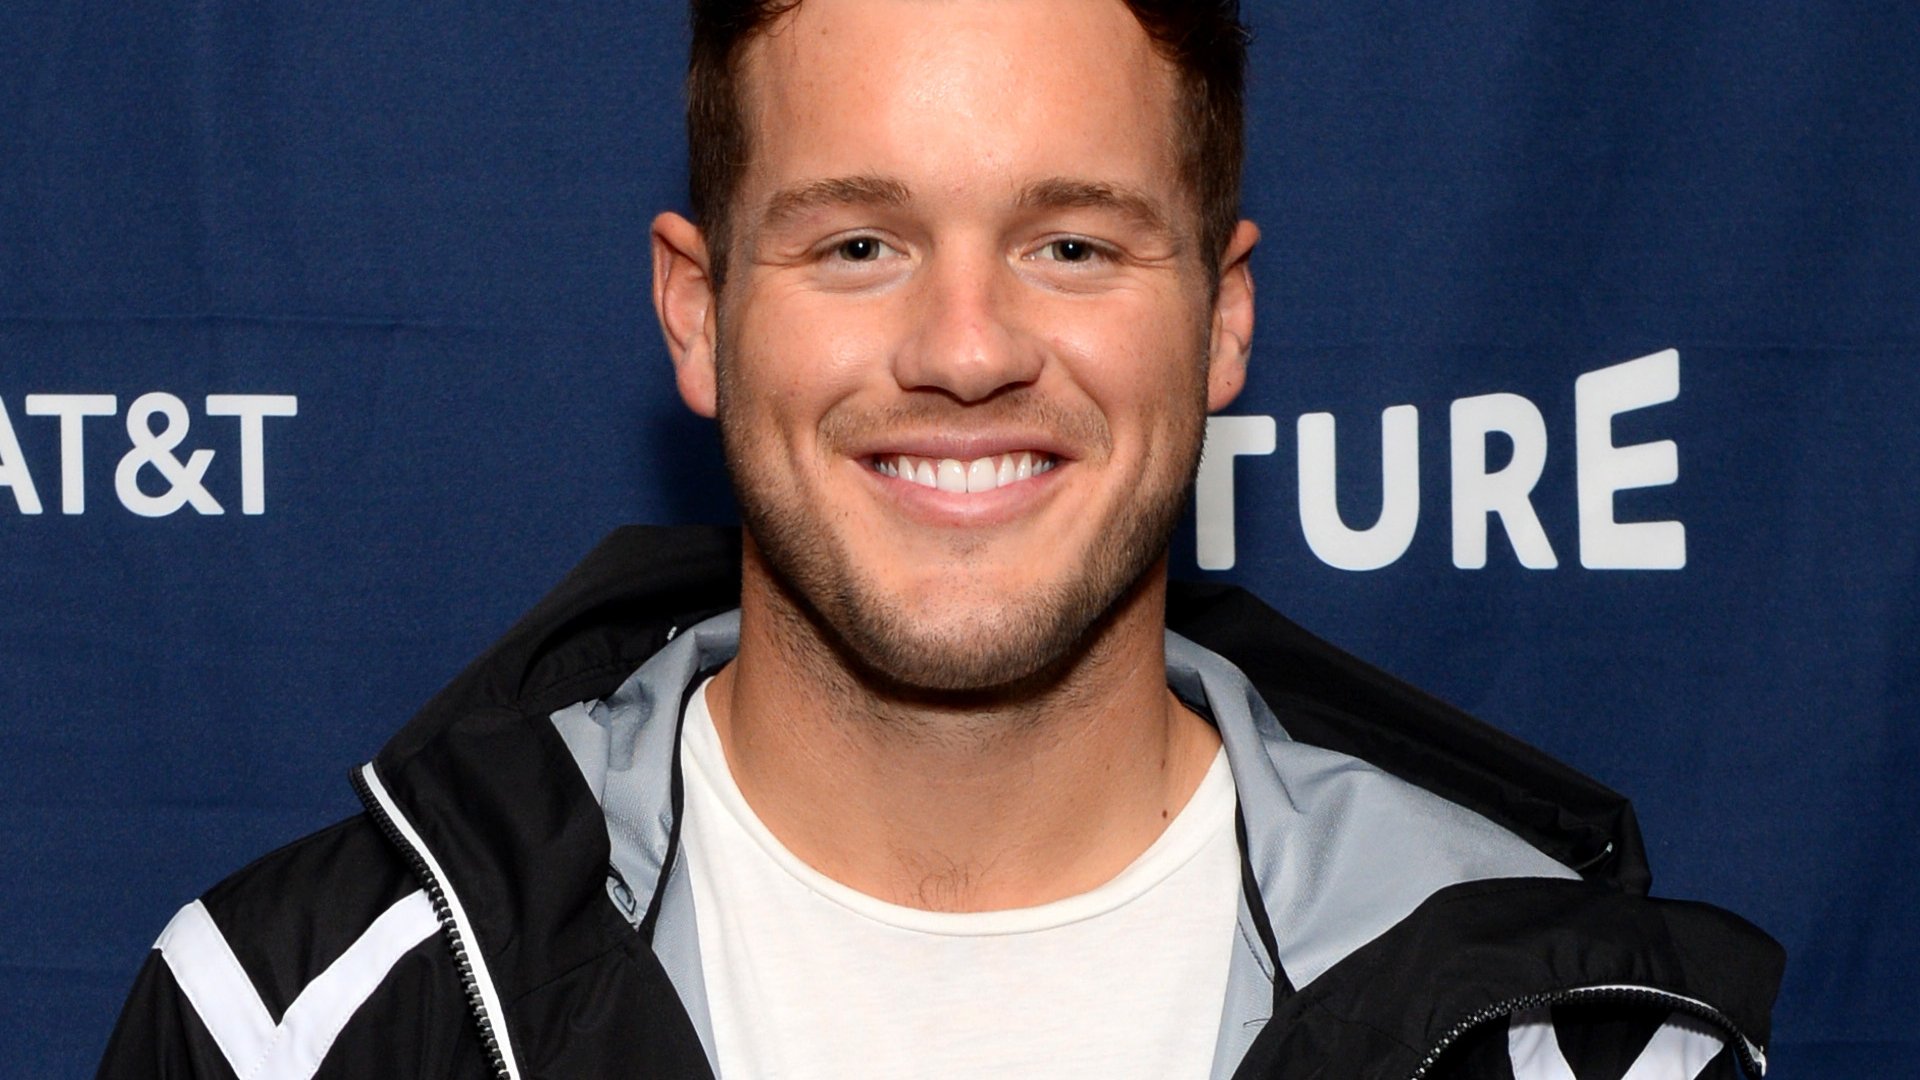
[680,675,1236,938]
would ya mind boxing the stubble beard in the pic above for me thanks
[716,355,1208,701]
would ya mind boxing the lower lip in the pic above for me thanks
[863,459,1066,527]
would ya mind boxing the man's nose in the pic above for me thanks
[891,256,1043,403]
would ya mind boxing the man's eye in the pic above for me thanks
[833,236,891,262]
[1038,238,1103,263]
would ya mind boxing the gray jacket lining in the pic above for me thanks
[550,610,1575,1078]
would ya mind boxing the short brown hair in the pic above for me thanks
[685,0,1249,286]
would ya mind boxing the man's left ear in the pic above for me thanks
[1206,220,1260,412]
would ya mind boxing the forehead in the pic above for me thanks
[733,0,1183,210]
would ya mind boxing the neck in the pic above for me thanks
[705,539,1221,912]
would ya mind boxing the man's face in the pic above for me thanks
[676,0,1253,692]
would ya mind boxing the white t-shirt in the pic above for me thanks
[679,679,1241,1080]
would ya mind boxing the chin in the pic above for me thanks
[834,588,1103,694]
[749,508,1174,699]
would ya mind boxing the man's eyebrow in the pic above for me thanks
[1016,178,1175,235]
[759,175,912,229]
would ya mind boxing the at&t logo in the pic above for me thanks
[0,393,298,517]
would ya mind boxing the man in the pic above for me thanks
[99,1,1781,1078]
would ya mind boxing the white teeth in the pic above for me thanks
[880,452,1055,492]
[966,458,996,493]
[936,458,968,492]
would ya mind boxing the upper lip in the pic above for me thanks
[846,431,1077,463]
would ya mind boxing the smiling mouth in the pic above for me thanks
[871,452,1059,493]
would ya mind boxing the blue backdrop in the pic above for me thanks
[3,2,1912,1075]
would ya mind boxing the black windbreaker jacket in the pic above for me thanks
[97,526,1783,1079]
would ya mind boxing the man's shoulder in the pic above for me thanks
[178,813,426,1014]
[1168,579,1647,888]
[1239,876,1783,1080]
[98,813,483,1080]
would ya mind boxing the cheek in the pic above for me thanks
[722,294,894,448]
[749,286,897,381]
[1049,301,1210,440]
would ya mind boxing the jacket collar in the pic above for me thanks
[365,526,1652,999]
[361,528,1780,1078]
[564,609,1582,991]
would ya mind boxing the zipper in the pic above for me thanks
[1407,983,1766,1080]
[353,763,522,1080]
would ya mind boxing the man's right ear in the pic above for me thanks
[651,211,719,418]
